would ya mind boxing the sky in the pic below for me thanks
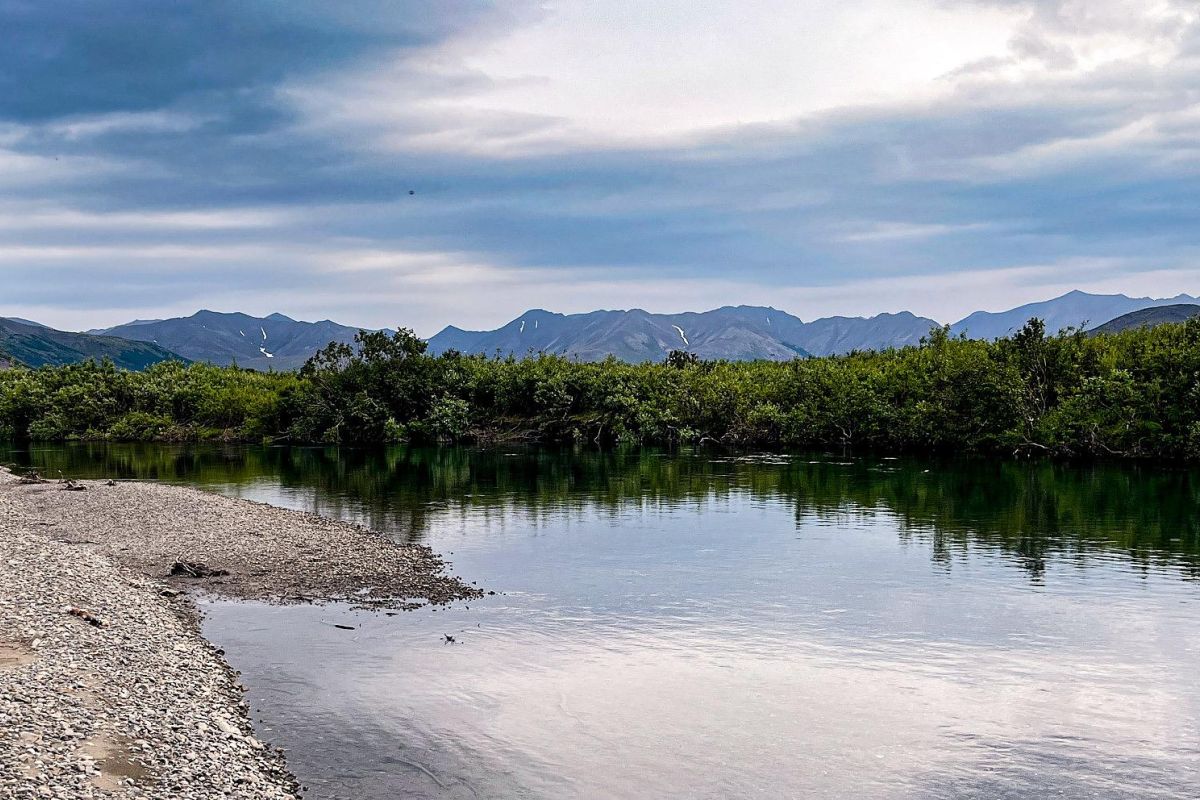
[2,0,1200,336]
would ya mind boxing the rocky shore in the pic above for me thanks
[0,470,481,798]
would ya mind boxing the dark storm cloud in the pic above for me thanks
[0,0,487,120]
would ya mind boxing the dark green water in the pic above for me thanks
[5,443,1200,798]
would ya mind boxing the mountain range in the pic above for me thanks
[3,290,1198,371]
[426,306,937,361]
[431,291,1200,362]
[0,317,180,370]
[90,311,368,371]
[949,290,1200,340]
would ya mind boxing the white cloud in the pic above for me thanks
[288,0,1023,156]
[0,204,292,232]
[436,0,1018,141]
[951,0,1195,79]
[0,242,284,262]
[44,110,211,141]
[834,221,1003,243]
[289,0,1198,159]
[0,147,119,187]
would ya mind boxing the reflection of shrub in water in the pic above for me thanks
[6,442,1198,582]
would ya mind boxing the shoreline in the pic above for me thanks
[0,469,481,798]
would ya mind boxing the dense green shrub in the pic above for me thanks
[2,318,1199,459]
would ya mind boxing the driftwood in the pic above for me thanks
[1012,441,1056,458]
[16,471,48,485]
[66,606,105,628]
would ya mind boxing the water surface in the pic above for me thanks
[5,444,1200,798]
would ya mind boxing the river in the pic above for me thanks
[4,444,1199,798]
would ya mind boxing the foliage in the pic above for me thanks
[2,318,1199,460]
[0,360,297,443]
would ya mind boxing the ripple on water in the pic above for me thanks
[7,443,1200,799]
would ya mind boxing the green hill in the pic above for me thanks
[0,318,184,369]
[1088,304,1200,335]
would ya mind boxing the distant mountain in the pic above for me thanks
[27,289,1198,370]
[790,312,934,356]
[96,310,370,370]
[427,325,489,354]
[1089,304,1200,335]
[0,318,182,370]
[429,307,803,361]
[4,317,49,329]
[427,306,938,361]
[950,290,1200,339]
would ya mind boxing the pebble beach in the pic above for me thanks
[0,469,481,798]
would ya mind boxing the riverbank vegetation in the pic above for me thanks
[2,319,1199,459]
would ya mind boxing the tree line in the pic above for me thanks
[2,318,1199,460]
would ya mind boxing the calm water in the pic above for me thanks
[5,444,1200,798]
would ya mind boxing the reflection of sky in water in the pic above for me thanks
[5,443,1198,796]
[203,493,1200,800]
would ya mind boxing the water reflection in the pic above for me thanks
[6,443,1200,582]
[6,443,1200,797]
[204,528,1200,800]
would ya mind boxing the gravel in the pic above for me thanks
[0,469,483,798]
[1,473,480,608]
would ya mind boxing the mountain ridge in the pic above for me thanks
[427,291,1200,361]
[1088,304,1200,335]
[0,318,183,370]
[20,289,1200,370]
[950,290,1200,340]
[427,305,937,361]
[93,310,373,371]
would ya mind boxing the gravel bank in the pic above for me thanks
[0,498,298,798]
[1,472,481,608]
[0,470,482,798]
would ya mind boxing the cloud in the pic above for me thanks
[292,0,1022,155]
[1,1,1199,334]
[0,1,483,121]
[833,221,1006,243]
